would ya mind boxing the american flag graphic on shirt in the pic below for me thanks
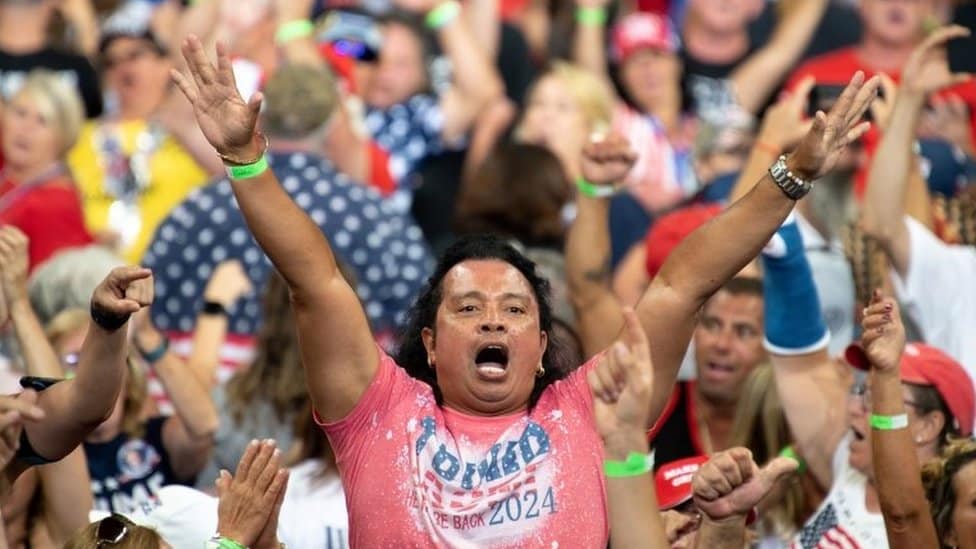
[793,504,862,549]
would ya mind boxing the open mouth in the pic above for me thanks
[474,344,509,379]
[704,362,735,378]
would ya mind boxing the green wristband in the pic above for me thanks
[226,155,269,180]
[870,413,909,430]
[218,538,247,549]
[275,20,314,44]
[605,452,653,478]
[576,177,618,199]
[576,6,608,26]
[425,1,461,30]
[778,445,807,475]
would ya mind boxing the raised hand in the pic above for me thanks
[867,73,899,132]
[204,260,254,309]
[91,267,155,320]
[859,289,905,374]
[588,308,654,437]
[692,448,798,522]
[580,133,637,188]
[0,226,29,305]
[216,439,290,548]
[901,25,972,98]
[171,36,263,161]
[757,76,816,152]
[788,71,880,180]
[918,93,975,155]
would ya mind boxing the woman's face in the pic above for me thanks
[620,48,682,115]
[519,76,589,170]
[421,259,547,416]
[949,461,976,549]
[1,93,62,172]
[102,37,172,114]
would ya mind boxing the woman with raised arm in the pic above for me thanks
[172,34,878,546]
[856,290,940,548]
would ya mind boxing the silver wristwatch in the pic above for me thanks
[768,155,813,200]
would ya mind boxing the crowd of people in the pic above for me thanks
[0,0,975,547]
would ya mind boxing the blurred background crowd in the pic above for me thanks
[0,0,975,547]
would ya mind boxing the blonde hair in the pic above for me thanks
[11,69,85,154]
[532,61,614,134]
[729,364,809,540]
[64,515,163,549]
[44,308,91,345]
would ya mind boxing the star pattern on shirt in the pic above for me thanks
[142,151,434,336]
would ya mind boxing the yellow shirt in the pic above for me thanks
[68,119,210,263]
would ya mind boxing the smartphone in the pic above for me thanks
[807,83,885,121]
[19,376,64,392]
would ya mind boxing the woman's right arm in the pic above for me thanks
[172,36,378,423]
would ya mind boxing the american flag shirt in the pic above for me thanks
[791,435,886,549]
[142,151,434,408]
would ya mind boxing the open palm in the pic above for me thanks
[790,71,880,180]
[901,26,971,97]
[171,37,262,159]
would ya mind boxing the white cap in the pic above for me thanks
[89,486,218,547]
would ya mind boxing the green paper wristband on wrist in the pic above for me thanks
[576,177,618,198]
[778,445,807,475]
[275,20,314,44]
[576,6,608,26]
[605,452,653,478]
[226,155,269,180]
[425,1,461,30]
[217,538,247,549]
[870,413,909,430]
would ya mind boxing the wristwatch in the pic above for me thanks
[201,300,228,317]
[768,155,814,200]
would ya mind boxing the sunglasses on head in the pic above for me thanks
[96,514,130,546]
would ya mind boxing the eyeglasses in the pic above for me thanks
[849,382,922,411]
[96,514,129,546]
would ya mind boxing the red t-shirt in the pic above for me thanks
[0,176,94,272]
[785,47,976,196]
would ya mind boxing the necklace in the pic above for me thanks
[92,120,166,251]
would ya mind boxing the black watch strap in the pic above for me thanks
[201,301,228,316]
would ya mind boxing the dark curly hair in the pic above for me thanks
[922,438,976,547]
[394,234,571,409]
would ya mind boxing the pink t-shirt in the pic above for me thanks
[319,351,609,548]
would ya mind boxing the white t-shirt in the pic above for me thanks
[791,435,886,548]
[893,217,976,376]
[278,459,350,549]
[796,213,856,355]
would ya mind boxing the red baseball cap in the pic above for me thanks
[655,455,709,510]
[845,342,975,436]
[611,12,680,63]
[645,203,722,279]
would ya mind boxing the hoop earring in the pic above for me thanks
[536,363,545,378]
[427,356,435,369]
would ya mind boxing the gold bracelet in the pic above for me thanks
[217,133,270,166]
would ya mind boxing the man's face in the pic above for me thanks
[688,0,764,35]
[859,0,932,47]
[422,260,548,416]
[694,290,765,405]
[364,23,426,109]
